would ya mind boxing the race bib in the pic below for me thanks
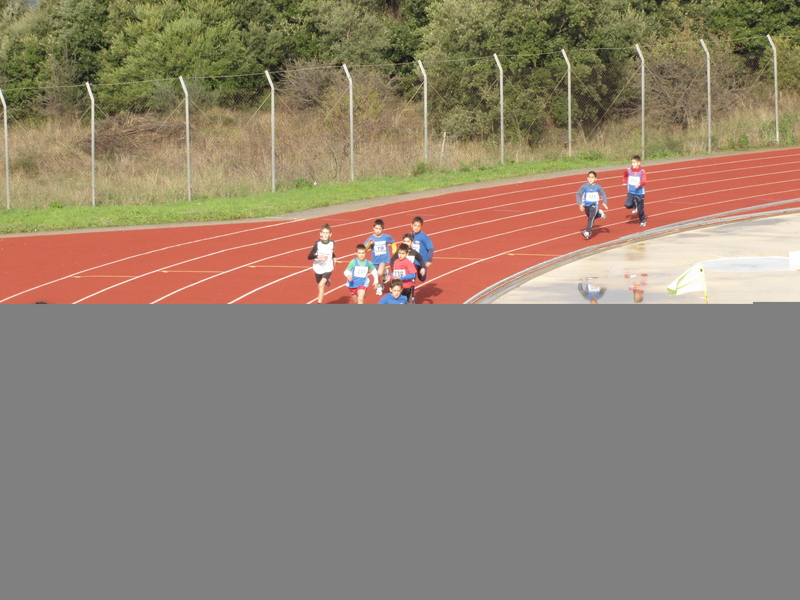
[628,176,641,188]
[316,253,331,263]
[585,191,600,203]
[373,241,387,255]
[412,241,421,252]
[393,269,406,279]
[353,265,368,278]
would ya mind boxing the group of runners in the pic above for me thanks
[307,156,647,304]
[307,216,434,304]
[577,155,648,239]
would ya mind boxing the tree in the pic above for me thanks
[99,0,259,111]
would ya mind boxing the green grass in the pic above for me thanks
[0,153,619,235]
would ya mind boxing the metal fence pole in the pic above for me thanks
[417,60,428,163]
[342,64,355,182]
[0,88,10,209]
[699,39,711,153]
[85,82,96,207]
[635,44,645,159]
[767,34,779,145]
[265,70,276,192]
[493,53,505,165]
[561,49,572,157]
[179,76,192,200]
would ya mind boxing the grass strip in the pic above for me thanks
[0,153,618,234]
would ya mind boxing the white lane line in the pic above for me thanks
[0,220,294,303]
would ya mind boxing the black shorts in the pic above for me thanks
[314,271,332,284]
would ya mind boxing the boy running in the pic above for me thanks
[364,219,395,295]
[391,233,427,280]
[378,279,408,304]
[576,171,609,240]
[307,223,336,304]
[389,243,418,304]
[344,244,379,304]
[409,216,434,282]
[623,155,647,227]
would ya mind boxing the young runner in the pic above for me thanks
[389,243,418,304]
[576,171,609,240]
[364,219,395,295]
[307,223,336,304]
[344,244,379,304]
[378,279,408,304]
[623,155,648,227]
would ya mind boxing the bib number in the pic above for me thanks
[585,191,600,203]
[628,176,641,188]
[354,265,368,278]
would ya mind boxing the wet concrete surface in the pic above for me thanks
[490,212,800,304]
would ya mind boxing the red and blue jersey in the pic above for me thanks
[390,257,417,289]
[623,167,647,195]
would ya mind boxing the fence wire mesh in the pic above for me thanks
[1,37,798,209]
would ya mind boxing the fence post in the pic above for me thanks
[635,44,645,159]
[85,82,96,207]
[179,76,192,201]
[417,60,428,163]
[493,54,505,165]
[699,39,711,153]
[342,64,355,182]
[265,70,276,192]
[0,87,9,209]
[767,35,779,145]
[561,49,572,157]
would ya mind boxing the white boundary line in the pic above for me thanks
[3,150,798,303]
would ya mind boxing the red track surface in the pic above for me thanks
[2,149,800,304]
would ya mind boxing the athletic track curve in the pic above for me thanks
[2,148,799,305]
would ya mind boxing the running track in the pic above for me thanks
[2,149,799,305]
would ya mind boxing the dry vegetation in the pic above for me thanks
[2,87,798,210]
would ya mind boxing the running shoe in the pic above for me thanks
[582,231,590,239]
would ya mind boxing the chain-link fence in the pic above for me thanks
[2,36,799,209]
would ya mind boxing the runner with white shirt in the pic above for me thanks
[307,223,337,304]
[576,171,609,240]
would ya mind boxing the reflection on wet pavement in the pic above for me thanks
[491,212,800,304]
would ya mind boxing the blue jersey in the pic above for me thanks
[578,282,607,302]
[365,234,394,265]
[576,183,608,206]
[411,231,434,263]
[378,293,408,304]
[344,258,376,289]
